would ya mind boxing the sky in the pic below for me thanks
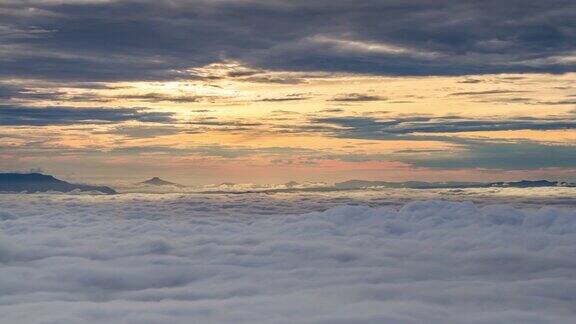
[0,0,575,185]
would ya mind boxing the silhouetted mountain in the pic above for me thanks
[490,180,575,188]
[0,173,116,194]
[141,177,184,187]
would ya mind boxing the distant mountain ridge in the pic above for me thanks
[334,179,576,190]
[140,177,184,187]
[1,173,573,195]
[0,173,117,194]
[489,180,576,188]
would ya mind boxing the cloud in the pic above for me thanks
[539,99,576,105]
[117,93,226,103]
[1,195,576,323]
[398,140,576,169]
[0,82,228,104]
[300,114,576,169]
[449,90,530,96]
[0,0,575,81]
[104,125,183,138]
[187,119,263,130]
[306,138,576,170]
[318,108,345,113]
[255,94,311,102]
[0,105,175,125]
[0,84,22,99]
[189,61,327,84]
[310,115,576,139]
[271,110,301,115]
[94,144,318,159]
[0,83,68,101]
[457,79,483,84]
[330,93,387,102]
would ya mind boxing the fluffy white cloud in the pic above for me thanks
[1,192,575,323]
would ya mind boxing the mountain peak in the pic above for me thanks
[141,177,183,187]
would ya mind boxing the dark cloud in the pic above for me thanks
[469,96,576,106]
[457,79,483,84]
[236,74,307,84]
[117,93,223,103]
[188,119,263,128]
[310,115,576,140]
[0,82,132,103]
[387,100,414,104]
[539,99,576,105]
[0,83,67,101]
[256,94,311,102]
[257,97,307,102]
[318,108,345,113]
[330,93,387,102]
[271,110,301,115]
[484,97,535,104]
[449,90,530,96]
[302,114,576,169]
[0,105,175,126]
[287,132,576,170]
[0,0,575,81]
[398,140,576,169]
[0,84,21,100]
[103,125,183,138]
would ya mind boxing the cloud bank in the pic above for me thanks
[1,193,576,323]
[1,0,575,81]
[0,106,175,126]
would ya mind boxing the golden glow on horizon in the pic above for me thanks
[2,62,575,184]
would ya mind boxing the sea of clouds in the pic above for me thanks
[1,191,576,323]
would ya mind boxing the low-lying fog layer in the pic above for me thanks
[1,191,576,323]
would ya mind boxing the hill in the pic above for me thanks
[0,173,117,194]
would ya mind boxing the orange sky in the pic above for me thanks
[1,63,575,185]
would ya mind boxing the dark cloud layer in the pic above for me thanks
[399,140,576,170]
[312,115,576,140]
[1,0,575,81]
[0,83,67,101]
[0,106,175,126]
[307,114,576,169]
